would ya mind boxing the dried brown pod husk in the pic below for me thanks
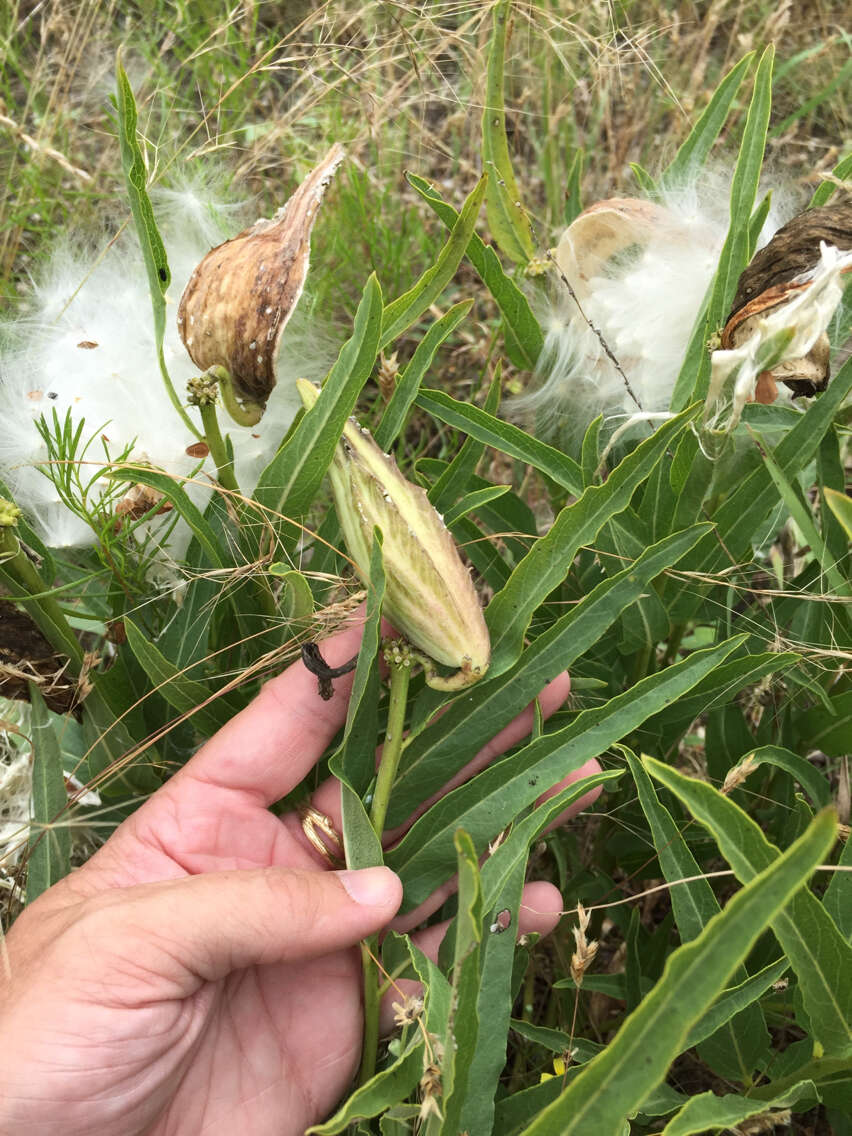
[113,483,174,530]
[177,143,345,407]
[722,199,852,400]
[0,599,77,715]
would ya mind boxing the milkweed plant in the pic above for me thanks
[1,10,851,1135]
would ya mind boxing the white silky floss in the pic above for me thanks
[0,182,327,550]
[707,241,852,431]
[514,177,791,446]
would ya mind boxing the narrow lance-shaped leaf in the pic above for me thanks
[672,46,774,409]
[329,534,385,870]
[481,0,535,264]
[406,173,544,368]
[380,176,486,349]
[661,1080,819,1136]
[123,618,234,737]
[115,54,198,439]
[26,683,72,903]
[661,52,754,189]
[485,408,696,674]
[625,749,769,1083]
[376,300,473,450]
[251,273,383,545]
[646,757,852,1058]
[518,809,837,1136]
[388,637,743,911]
[416,388,582,495]
[438,831,483,1135]
[387,524,709,825]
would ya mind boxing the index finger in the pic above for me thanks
[178,612,367,805]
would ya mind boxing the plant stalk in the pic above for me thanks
[369,656,411,837]
[158,344,204,440]
[357,654,411,1086]
[0,525,84,670]
[199,400,241,498]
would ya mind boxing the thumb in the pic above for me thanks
[94,866,402,988]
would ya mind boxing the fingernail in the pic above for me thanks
[338,866,397,906]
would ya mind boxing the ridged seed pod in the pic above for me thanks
[297,381,490,689]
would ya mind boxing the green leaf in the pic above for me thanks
[630,163,657,194]
[78,686,161,797]
[660,1080,819,1136]
[751,428,850,598]
[481,0,535,263]
[439,831,483,1135]
[115,54,197,440]
[252,274,383,545]
[26,684,71,902]
[380,176,486,349]
[625,749,769,1082]
[485,408,696,674]
[824,827,852,941]
[271,568,314,623]
[115,54,169,326]
[646,758,852,1057]
[824,486,852,541]
[406,173,543,368]
[388,637,742,912]
[676,354,852,601]
[330,534,385,798]
[431,372,502,508]
[459,768,621,1136]
[794,690,852,758]
[306,1038,424,1134]
[309,931,454,1134]
[387,524,709,826]
[661,52,754,188]
[564,149,584,225]
[517,808,837,1136]
[672,46,774,409]
[123,618,233,737]
[416,388,582,495]
[443,484,511,527]
[109,467,225,568]
[375,300,473,450]
[739,745,832,809]
[640,652,800,743]
[810,151,852,207]
[683,957,789,1051]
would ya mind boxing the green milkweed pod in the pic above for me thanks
[298,380,490,690]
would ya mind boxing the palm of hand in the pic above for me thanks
[13,767,365,1136]
[3,622,584,1136]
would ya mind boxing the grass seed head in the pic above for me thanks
[570,902,598,987]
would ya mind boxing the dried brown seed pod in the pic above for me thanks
[722,199,852,399]
[177,143,344,407]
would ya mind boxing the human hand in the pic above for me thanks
[0,616,599,1136]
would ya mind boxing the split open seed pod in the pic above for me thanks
[177,144,345,411]
[297,381,490,690]
[720,199,852,403]
[552,197,672,307]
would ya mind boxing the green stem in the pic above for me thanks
[212,365,265,427]
[158,344,204,441]
[358,936,381,1087]
[199,400,276,620]
[199,400,241,498]
[662,622,686,667]
[357,655,411,1087]
[369,658,411,837]
[0,526,84,670]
